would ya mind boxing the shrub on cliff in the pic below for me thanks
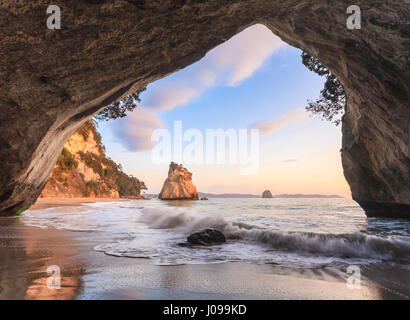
[77,119,106,154]
[85,180,108,197]
[77,129,147,198]
[56,148,78,172]
[94,87,146,121]
[116,171,147,197]
[46,120,147,198]
[302,52,346,126]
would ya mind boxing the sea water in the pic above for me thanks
[23,198,410,268]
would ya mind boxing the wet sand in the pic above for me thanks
[31,197,131,210]
[0,201,409,300]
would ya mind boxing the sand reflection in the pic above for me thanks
[0,217,83,300]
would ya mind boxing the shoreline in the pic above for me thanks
[30,197,135,210]
[0,216,409,300]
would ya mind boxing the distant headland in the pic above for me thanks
[144,192,343,199]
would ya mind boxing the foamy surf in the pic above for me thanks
[23,198,410,267]
[138,207,410,262]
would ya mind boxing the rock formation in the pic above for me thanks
[187,229,226,246]
[262,190,273,198]
[158,163,199,200]
[40,121,146,199]
[0,1,408,217]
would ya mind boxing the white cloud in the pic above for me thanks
[112,24,287,151]
[205,24,285,86]
[143,84,198,110]
[140,24,286,111]
[110,108,165,151]
[251,108,307,135]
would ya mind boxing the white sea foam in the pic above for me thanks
[139,206,410,262]
[23,198,410,266]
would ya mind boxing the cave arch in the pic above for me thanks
[0,1,408,217]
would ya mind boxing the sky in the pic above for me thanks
[97,24,351,197]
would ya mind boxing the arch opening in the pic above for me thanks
[0,1,408,218]
[85,24,350,202]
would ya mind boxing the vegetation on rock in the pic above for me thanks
[42,120,146,198]
[78,149,147,198]
[14,205,30,216]
[302,52,346,126]
[56,148,78,172]
[94,87,146,121]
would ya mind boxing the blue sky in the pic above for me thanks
[97,25,350,197]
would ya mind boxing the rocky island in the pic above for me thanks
[262,190,273,198]
[158,163,199,200]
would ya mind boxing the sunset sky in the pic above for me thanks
[98,24,351,197]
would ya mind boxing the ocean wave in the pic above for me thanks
[140,207,410,262]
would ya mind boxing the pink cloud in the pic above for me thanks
[143,85,198,110]
[141,24,286,112]
[111,108,165,151]
[206,24,285,86]
[112,24,287,151]
[251,108,307,135]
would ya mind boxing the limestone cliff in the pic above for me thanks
[40,121,146,198]
[158,163,199,200]
[0,1,409,217]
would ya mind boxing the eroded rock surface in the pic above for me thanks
[40,122,119,198]
[0,1,409,217]
[187,229,226,246]
[158,162,199,200]
[40,120,146,199]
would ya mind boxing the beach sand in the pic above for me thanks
[0,199,409,300]
[30,197,131,210]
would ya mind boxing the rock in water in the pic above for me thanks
[262,190,273,198]
[158,162,199,200]
[187,229,226,246]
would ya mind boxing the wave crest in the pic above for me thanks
[140,207,410,261]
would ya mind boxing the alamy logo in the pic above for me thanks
[46,265,61,289]
[47,5,61,30]
[346,265,361,289]
[151,121,260,175]
[347,5,361,30]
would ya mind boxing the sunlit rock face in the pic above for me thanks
[159,163,199,200]
[40,122,120,198]
[0,1,408,217]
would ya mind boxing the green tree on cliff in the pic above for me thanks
[302,52,346,126]
[94,87,146,121]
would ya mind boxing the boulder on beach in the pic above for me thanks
[200,197,208,200]
[187,229,226,246]
[158,162,199,200]
[262,190,273,198]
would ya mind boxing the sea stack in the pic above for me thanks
[158,162,199,200]
[262,190,273,198]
